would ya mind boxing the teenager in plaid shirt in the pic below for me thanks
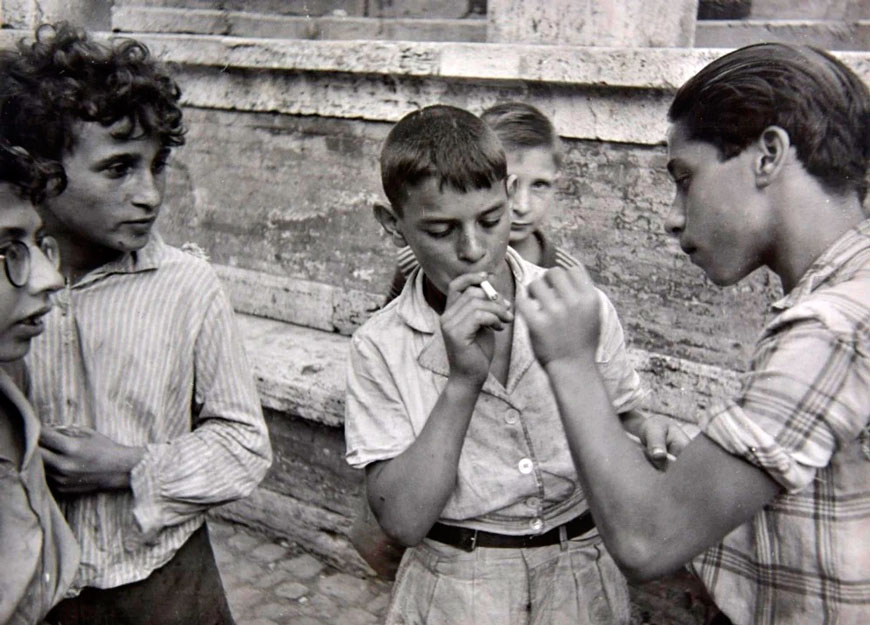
[518,43,870,625]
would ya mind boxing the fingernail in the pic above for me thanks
[651,447,666,457]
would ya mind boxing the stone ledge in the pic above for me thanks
[111,6,870,52]
[235,309,739,430]
[1,29,865,145]
[695,19,870,50]
[111,6,487,42]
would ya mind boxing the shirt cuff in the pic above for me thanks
[128,446,163,547]
[700,400,817,493]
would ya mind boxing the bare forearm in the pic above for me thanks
[545,356,779,580]
[545,358,666,554]
[367,376,482,546]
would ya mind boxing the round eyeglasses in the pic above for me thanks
[0,236,61,288]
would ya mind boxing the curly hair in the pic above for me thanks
[0,22,185,173]
[0,141,62,205]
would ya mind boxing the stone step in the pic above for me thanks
[695,18,869,50]
[111,6,487,41]
[232,303,737,433]
[112,6,868,50]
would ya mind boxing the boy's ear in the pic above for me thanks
[373,202,407,247]
[754,125,791,188]
[506,174,518,198]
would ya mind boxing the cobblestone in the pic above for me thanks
[210,519,392,625]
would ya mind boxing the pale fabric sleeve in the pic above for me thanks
[594,288,647,414]
[344,331,417,469]
[130,287,272,542]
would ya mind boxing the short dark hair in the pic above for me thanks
[0,22,185,188]
[669,43,870,202]
[481,102,562,167]
[0,141,61,205]
[380,105,507,215]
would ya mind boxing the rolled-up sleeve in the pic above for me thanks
[700,314,870,493]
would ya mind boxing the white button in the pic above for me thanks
[529,518,543,531]
[505,409,519,425]
[526,496,540,508]
[44,573,50,584]
[518,458,533,474]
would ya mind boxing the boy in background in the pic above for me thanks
[0,140,78,624]
[345,104,683,624]
[385,102,580,302]
[0,23,272,624]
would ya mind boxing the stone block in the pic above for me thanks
[250,542,290,564]
[275,581,310,600]
[751,0,870,20]
[695,19,870,51]
[111,6,230,35]
[487,0,699,46]
[281,554,327,580]
[317,572,373,605]
[368,0,471,19]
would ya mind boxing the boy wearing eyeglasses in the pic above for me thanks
[0,141,79,625]
[0,23,272,624]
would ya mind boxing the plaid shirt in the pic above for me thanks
[691,219,870,624]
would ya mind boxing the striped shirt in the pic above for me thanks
[25,234,271,593]
[690,219,870,624]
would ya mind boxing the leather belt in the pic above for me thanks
[426,511,595,552]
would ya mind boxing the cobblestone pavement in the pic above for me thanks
[210,519,393,625]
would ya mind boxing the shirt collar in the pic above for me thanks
[773,219,870,311]
[74,232,164,287]
[395,247,527,334]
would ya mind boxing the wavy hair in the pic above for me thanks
[0,22,185,189]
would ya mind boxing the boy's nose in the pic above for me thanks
[457,230,486,263]
[132,172,163,211]
[513,187,531,216]
[29,245,63,296]
[664,195,686,237]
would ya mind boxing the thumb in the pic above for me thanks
[641,419,669,470]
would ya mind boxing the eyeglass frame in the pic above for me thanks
[0,236,61,288]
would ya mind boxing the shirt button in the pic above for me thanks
[526,496,540,508]
[518,458,533,474]
[44,573,51,584]
[505,409,519,425]
[529,518,543,532]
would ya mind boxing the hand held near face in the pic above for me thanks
[518,266,600,368]
[441,272,513,387]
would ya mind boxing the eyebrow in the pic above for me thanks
[0,227,29,240]
[92,153,139,170]
[418,200,506,225]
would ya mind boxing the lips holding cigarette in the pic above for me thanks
[480,279,499,301]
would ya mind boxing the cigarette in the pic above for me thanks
[480,279,499,301]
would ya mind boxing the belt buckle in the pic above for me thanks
[460,529,479,552]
